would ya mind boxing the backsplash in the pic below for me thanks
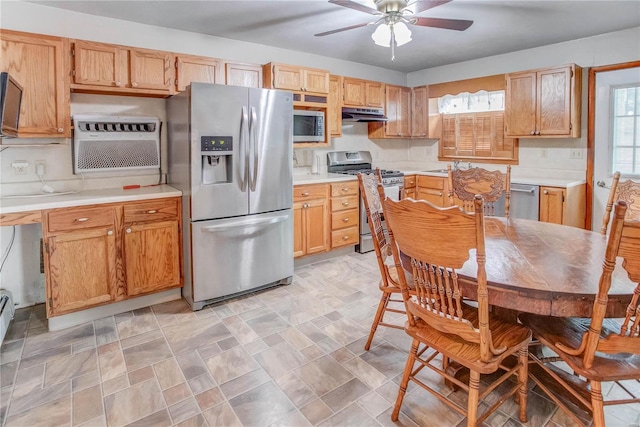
[294,122,586,180]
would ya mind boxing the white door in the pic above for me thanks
[592,66,640,230]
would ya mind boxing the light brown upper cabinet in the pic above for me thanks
[71,40,174,96]
[505,64,581,138]
[411,86,429,138]
[0,30,70,138]
[343,78,385,108]
[263,63,329,94]
[225,62,262,88]
[329,75,343,137]
[175,54,224,91]
[369,85,411,138]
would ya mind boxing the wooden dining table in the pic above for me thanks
[434,217,634,318]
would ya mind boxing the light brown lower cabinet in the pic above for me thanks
[415,175,449,207]
[43,197,183,317]
[293,196,329,258]
[539,184,586,228]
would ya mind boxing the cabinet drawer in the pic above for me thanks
[331,195,358,212]
[402,188,415,199]
[330,181,358,197]
[404,175,417,188]
[124,198,179,223]
[294,184,327,201]
[331,209,359,230]
[47,206,115,233]
[331,226,359,248]
[417,175,445,190]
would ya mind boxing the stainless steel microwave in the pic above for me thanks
[293,109,325,142]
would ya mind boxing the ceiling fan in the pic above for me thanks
[315,0,473,60]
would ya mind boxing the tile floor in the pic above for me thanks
[1,252,639,427]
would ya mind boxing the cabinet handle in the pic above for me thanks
[57,128,64,133]
[342,218,350,222]
[530,131,535,135]
[115,81,121,87]
[535,131,541,135]
[301,192,310,196]
[303,203,309,208]
[145,210,157,214]
[342,201,349,206]
[438,192,443,196]
[543,190,548,195]
[132,82,138,87]
[341,187,349,192]
[107,230,113,236]
[342,235,349,240]
[75,217,89,222]
[125,228,132,234]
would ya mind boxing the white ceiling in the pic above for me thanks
[29,0,640,73]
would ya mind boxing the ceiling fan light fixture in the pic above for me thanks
[393,21,412,46]
[371,23,391,47]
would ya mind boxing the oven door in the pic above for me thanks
[357,184,402,253]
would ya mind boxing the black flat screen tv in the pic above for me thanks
[0,72,23,138]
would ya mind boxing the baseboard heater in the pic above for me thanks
[0,290,15,345]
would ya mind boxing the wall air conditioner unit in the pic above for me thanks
[0,290,15,346]
[73,115,160,173]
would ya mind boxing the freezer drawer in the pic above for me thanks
[190,210,293,304]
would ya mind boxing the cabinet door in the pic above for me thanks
[124,220,181,296]
[272,64,303,91]
[505,71,537,137]
[225,62,262,88]
[303,68,329,94]
[343,78,365,107]
[539,187,565,224]
[384,85,401,136]
[399,87,412,137]
[0,30,70,137]
[537,67,572,136]
[305,198,329,255]
[73,40,123,88]
[329,75,343,136]
[176,54,223,91]
[293,202,305,258]
[129,48,173,92]
[366,81,385,108]
[46,228,117,316]
[411,86,429,137]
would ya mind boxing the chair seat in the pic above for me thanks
[519,313,640,382]
[405,306,531,374]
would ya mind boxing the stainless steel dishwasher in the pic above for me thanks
[494,183,540,220]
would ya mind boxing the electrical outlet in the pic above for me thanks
[540,149,547,158]
[35,160,46,176]
[11,161,28,175]
[570,149,583,160]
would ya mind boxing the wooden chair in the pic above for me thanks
[600,171,640,234]
[380,192,531,426]
[357,171,408,351]
[447,165,511,218]
[520,201,640,427]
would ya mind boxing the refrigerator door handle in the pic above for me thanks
[240,106,249,192]
[201,215,288,232]
[249,107,258,192]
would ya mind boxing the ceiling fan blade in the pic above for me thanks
[406,0,452,15]
[412,17,473,31]
[328,0,380,15]
[315,22,371,37]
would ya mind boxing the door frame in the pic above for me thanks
[586,60,640,229]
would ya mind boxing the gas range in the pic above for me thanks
[326,151,404,186]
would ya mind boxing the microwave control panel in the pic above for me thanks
[201,136,232,152]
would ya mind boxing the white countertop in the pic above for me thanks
[293,173,358,185]
[403,171,585,188]
[0,185,182,214]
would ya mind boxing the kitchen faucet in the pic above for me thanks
[453,160,460,170]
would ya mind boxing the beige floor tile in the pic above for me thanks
[43,348,97,386]
[164,317,233,354]
[317,402,377,427]
[174,413,208,427]
[270,409,312,427]
[228,381,296,426]
[357,391,392,418]
[300,398,334,425]
[220,368,271,399]
[5,395,71,427]
[116,309,160,340]
[163,382,192,406]
[168,397,201,424]
[201,402,242,426]
[128,366,155,385]
[205,346,258,384]
[102,373,130,396]
[188,373,216,395]
[245,312,290,337]
[104,379,166,427]
[8,379,71,416]
[321,378,371,412]
[98,348,127,381]
[154,357,186,390]
[275,372,317,408]
[122,338,173,372]
[72,384,103,425]
[195,387,225,411]
[125,409,172,427]
[22,323,94,359]
[222,316,260,345]
[295,355,354,396]
[175,350,209,381]
[254,341,307,378]
[342,356,388,389]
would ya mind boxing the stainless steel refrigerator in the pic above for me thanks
[167,83,293,310]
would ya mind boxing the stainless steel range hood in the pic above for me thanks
[342,107,388,122]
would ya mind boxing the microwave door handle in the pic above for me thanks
[240,106,249,192]
[250,107,258,191]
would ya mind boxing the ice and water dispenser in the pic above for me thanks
[200,136,232,185]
